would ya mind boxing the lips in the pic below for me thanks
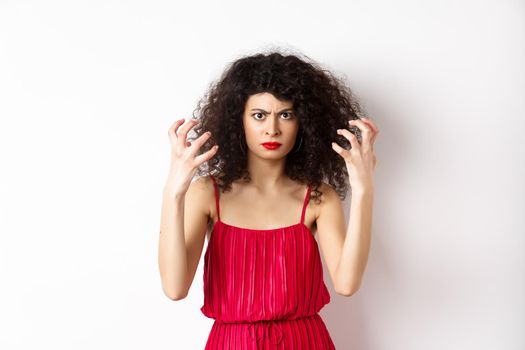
[262,142,282,150]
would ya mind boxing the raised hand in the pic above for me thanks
[164,118,219,197]
[331,117,379,192]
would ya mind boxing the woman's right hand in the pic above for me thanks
[164,118,219,197]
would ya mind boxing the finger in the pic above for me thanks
[361,118,379,152]
[168,118,186,142]
[360,118,379,147]
[194,144,219,165]
[349,119,372,140]
[187,131,213,156]
[336,127,361,153]
[361,117,379,134]
[331,141,349,158]
[177,118,201,149]
[348,119,372,153]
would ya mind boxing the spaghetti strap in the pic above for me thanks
[300,184,311,225]
[210,175,220,221]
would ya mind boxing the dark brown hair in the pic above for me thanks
[190,48,367,203]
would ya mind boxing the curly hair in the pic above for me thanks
[189,48,367,203]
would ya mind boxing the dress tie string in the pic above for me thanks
[248,320,284,346]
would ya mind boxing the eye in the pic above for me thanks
[251,112,294,120]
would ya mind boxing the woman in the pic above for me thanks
[159,50,379,349]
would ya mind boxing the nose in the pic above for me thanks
[265,116,280,136]
[265,130,279,136]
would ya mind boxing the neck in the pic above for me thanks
[245,152,288,192]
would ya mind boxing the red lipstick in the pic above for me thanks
[262,142,282,150]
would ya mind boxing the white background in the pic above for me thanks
[1,0,524,349]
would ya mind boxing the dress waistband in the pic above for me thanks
[215,313,320,346]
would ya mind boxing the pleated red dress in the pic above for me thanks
[200,176,336,349]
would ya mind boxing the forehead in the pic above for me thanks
[245,92,293,108]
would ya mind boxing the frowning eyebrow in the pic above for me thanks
[250,108,294,114]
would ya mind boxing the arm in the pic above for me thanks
[316,184,374,296]
[158,176,211,300]
[321,117,379,296]
[158,118,218,301]
[336,188,374,295]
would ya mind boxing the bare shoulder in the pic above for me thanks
[311,181,347,292]
[313,181,341,220]
[190,175,213,193]
[186,175,214,221]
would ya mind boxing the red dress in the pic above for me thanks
[201,176,336,349]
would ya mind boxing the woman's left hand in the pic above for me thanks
[331,117,379,192]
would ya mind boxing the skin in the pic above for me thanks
[242,92,299,191]
[208,92,314,230]
[324,117,379,295]
[159,92,379,299]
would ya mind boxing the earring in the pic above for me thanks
[291,131,303,153]
[239,135,246,155]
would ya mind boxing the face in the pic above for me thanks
[242,92,299,158]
